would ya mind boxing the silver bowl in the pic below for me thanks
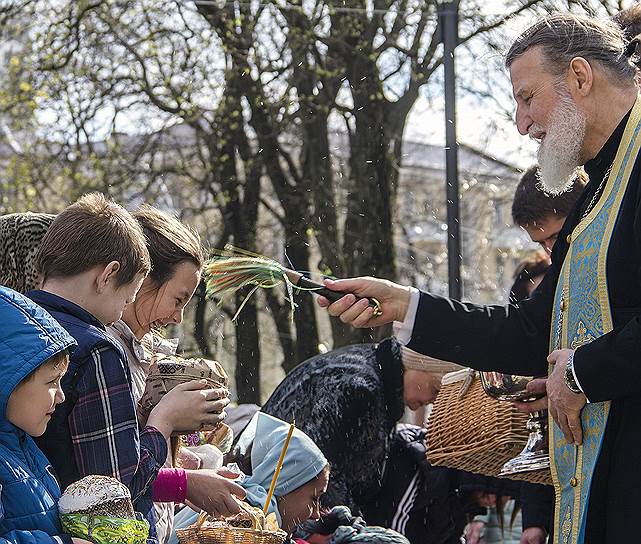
[480,372,550,477]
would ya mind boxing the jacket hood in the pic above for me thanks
[0,286,76,421]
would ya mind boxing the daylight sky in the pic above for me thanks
[404,5,540,171]
[405,93,538,170]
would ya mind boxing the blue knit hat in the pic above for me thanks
[235,412,327,524]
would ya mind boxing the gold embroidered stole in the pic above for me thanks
[550,95,641,544]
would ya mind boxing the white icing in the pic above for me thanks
[58,475,131,514]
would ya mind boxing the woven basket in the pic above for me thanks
[427,369,551,485]
[176,526,287,544]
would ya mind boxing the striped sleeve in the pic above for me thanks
[390,470,421,535]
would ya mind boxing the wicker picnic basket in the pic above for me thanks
[427,368,552,485]
[176,526,287,544]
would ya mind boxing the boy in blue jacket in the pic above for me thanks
[0,285,90,544]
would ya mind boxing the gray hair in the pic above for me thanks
[505,13,636,87]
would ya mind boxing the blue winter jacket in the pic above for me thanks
[0,286,76,544]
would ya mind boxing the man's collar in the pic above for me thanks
[26,289,105,330]
[584,108,631,180]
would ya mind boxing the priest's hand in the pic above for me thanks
[547,349,586,445]
[317,277,412,328]
[512,378,548,413]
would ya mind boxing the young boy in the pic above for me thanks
[27,194,244,544]
[25,193,168,541]
[0,285,90,544]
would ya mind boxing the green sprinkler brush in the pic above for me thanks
[204,245,382,321]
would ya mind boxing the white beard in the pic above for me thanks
[533,93,586,195]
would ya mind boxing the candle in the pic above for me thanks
[263,420,295,514]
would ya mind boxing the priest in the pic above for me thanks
[319,14,641,544]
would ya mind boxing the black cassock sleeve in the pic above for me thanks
[406,253,561,377]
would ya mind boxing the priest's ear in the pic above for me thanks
[567,56,594,97]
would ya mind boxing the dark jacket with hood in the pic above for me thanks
[261,337,405,514]
[0,285,76,544]
[262,340,463,544]
[362,425,464,544]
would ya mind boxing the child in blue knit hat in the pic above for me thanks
[171,412,330,541]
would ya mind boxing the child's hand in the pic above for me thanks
[177,446,203,469]
[147,380,229,437]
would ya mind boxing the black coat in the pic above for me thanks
[261,338,405,513]
[405,111,641,542]
[361,425,464,544]
[262,340,463,544]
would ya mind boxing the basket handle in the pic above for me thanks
[457,369,477,399]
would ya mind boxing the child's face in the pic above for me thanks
[7,355,68,437]
[277,466,329,534]
[124,261,201,338]
[98,272,146,325]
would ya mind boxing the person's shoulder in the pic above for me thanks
[64,324,127,373]
[0,439,30,478]
[66,323,119,351]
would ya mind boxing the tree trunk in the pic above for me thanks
[236,67,321,368]
[193,281,212,357]
[343,107,396,279]
[283,229,320,366]
[234,290,261,404]
[265,290,297,374]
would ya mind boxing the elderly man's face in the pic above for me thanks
[510,47,587,194]
[511,47,560,137]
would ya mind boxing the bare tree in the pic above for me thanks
[0,0,626,399]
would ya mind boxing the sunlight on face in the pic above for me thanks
[510,47,586,193]
[7,355,68,437]
[403,369,442,411]
[277,466,330,534]
[124,260,201,339]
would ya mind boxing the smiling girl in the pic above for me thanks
[107,205,243,543]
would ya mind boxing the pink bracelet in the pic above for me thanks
[152,467,188,503]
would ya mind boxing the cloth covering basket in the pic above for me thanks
[138,355,229,420]
[176,526,287,544]
[427,369,552,485]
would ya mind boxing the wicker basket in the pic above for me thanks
[176,526,287,544]
[427,369,552,485]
